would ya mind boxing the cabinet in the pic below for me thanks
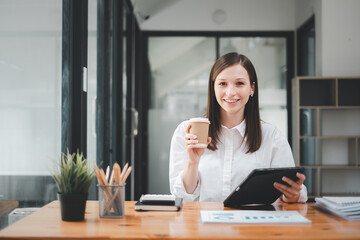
[292,77,360,199]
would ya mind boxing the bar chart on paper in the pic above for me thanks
[200,210,311,224]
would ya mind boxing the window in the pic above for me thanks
[0,0,62,208]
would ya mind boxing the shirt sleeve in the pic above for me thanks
[269,126,308,203]
[169,121,201,201]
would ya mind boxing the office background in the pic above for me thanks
[0,0,359,219]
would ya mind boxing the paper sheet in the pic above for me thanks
[200,210,311,224]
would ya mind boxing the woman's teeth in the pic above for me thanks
[224,99,239,103]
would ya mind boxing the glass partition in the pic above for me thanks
[0,0,62,229]
[147,37,216,193]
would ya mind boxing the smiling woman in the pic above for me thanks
[169,52,308,204]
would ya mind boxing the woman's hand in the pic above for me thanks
[185,124,211,164]
[182,124,211,194]
[273,172,306,203]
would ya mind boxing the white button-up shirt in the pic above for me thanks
[169,120,308,202]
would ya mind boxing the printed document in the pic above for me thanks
[201,210,311,224]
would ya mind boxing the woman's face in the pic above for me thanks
[214,63,254,118]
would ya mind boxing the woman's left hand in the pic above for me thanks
[273,172,306,203]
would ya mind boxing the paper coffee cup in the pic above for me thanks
[189,117,210,148]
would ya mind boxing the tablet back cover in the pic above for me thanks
[223,167,304,208]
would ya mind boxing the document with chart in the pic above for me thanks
[201,210,311,224]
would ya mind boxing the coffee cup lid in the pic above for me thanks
[189,117,210,124]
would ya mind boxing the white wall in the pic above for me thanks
[295,0,360,76]
[140,0,296,31]
[295,0,319,26]
[321,0,360,76]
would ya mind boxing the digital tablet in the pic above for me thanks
[223,167,305,208]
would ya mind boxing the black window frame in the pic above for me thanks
[61,0,88,156]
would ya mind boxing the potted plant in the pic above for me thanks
[52,150,94,221]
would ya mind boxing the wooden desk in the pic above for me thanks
[1,200,360,239]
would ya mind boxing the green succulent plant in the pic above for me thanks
[52,150,95,194]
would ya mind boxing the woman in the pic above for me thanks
[169,52,307,203]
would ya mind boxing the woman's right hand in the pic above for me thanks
[185,124,211,165]
[183,124,211,194]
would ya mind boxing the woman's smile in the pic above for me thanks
[223,99,240,103]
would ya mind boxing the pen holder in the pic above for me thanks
[98,184,125,218]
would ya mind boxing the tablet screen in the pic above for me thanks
[223,167,305,208]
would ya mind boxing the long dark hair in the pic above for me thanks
[205,52,262,153]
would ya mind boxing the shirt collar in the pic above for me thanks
[221,119,246,137]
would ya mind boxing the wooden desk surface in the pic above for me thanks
[1,200,360,239]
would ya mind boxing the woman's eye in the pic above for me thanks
[219,82,226,86]
[236,82,244,85]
